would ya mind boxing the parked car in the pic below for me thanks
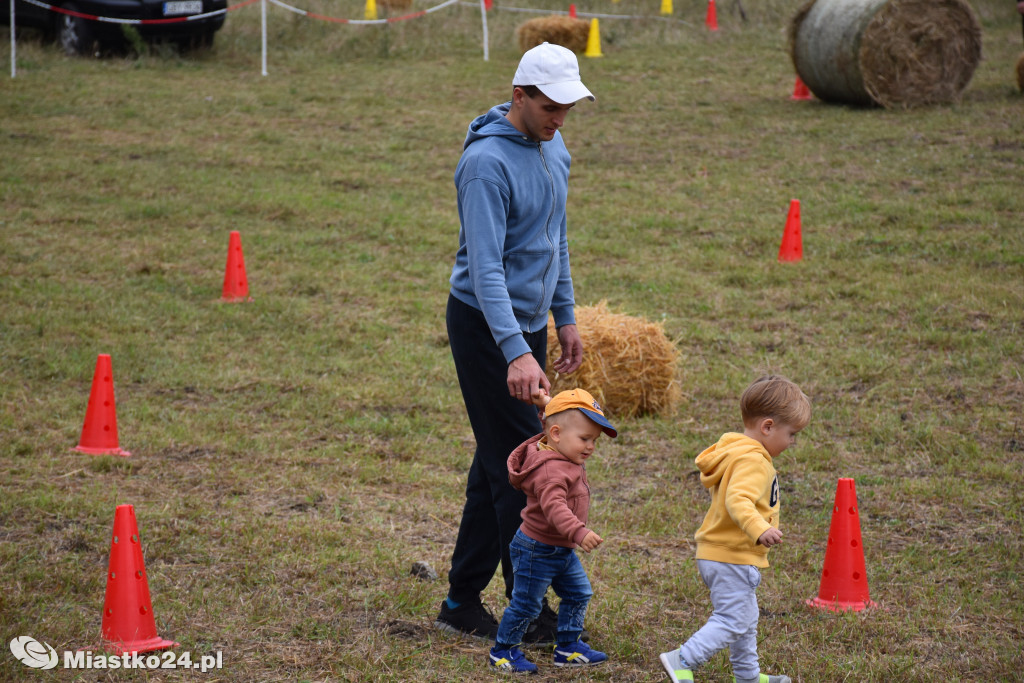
[3,0,228,55]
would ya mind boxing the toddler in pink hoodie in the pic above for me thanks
[488,387,616,674]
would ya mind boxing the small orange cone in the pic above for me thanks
[807,479,878,612]
[778,199,803,262]
[221,231,252,302]
[584,18,603,58]
[791,76,813,101]
[101,505,179,654]
[568,3,575,17]
[705,0,718,30]
[74,354,130,457]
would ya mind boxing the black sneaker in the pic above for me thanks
[522,599,589,644]
[434,598,499,640]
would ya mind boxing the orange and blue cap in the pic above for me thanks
[545,388,617,438]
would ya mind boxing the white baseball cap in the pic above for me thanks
[512,42,595,105]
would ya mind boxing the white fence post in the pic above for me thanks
[10,0,16,78]
[479,0,487,61]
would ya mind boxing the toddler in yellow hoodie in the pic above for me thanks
[660,375,810,683]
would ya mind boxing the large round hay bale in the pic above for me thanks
[789,0,981,108]
[516,16,590,54]
[546,302,682,419]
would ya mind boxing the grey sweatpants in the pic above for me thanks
[678,559,762,680]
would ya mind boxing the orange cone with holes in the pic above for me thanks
[778,199,803,262]
[807,478,878,612]
[221,230,252,302]
[101,505,179,654]
[74,354,130,457]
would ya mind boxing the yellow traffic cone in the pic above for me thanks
[584,18,603,58]
[660,0,672,15]
[364,0,377,20]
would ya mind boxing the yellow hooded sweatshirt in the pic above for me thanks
[694,433,780,568]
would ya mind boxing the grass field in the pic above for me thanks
[2,0,1023,680]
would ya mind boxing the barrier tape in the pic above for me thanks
[268,0,459,25]
[458,0,693,23]
[17,0,258,25]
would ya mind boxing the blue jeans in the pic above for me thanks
[678,559,762,680]
[496,530,593,647]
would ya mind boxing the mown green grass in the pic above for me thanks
[2,1,1023,680]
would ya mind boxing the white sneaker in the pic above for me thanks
[659,649,694,682]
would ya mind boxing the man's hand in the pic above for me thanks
[507,353,551,403]
[579,531,603,552]
[553,324,583,375]
[757,528,783,547]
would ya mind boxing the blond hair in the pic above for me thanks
[740,375,811,430]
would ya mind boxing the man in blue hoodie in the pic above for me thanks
[436,43,595,643]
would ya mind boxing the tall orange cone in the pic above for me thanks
[568,3,575,17]
[221,230,252,302]
[101,505,179,654]
[778,199,803,262]
[705,0,718,30]
[807,478,878,612]
[74,354,130,457]
[584,18,603,58]
[791,76,813,100]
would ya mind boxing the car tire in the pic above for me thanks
[57,3,96,56]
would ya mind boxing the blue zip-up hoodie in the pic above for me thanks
[449,102,577,364]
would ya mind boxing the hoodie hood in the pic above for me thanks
[508,433,567,493]
[696,432,772,489]
[464,102,538,151]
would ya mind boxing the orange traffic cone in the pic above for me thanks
[101,505,179,654]
[568,3,575,17]
[778,199,803,262]
[705,0,718,30]
[221,231,252,302]
[74,354,130,457]
[807,478,878,612]
[791,76,813,101]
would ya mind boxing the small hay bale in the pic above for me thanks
[789,0,981,108]
[516,16,590,54]
[1017,54,1024,92]
[546,301,682,419]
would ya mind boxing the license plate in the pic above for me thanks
[163,1,202,15]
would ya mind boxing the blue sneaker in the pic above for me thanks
[489,646,537,674]
[553,640,608,667]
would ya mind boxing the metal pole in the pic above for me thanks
[10,0,16,78]
[479,0,488,61]
[261,0,268,76]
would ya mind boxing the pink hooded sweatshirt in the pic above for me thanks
[507,433,592,548]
